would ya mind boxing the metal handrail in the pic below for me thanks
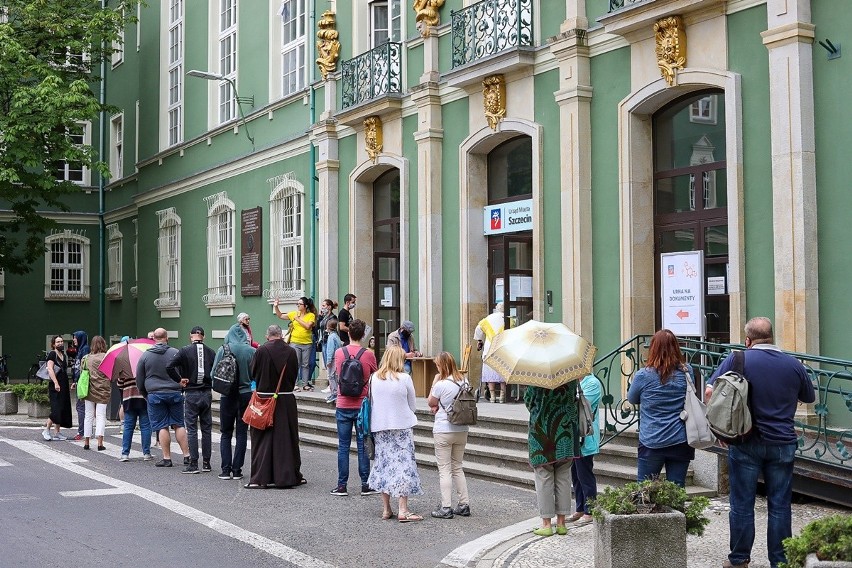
[450,0,533,69]
[341,42,402,109]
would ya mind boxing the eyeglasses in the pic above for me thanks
[297,302,305,306]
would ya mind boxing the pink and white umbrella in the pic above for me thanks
[99,338,155,380]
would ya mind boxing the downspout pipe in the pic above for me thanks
[97,0,107,338]
[308,0,317,302]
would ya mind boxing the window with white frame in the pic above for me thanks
[268,174,304,299]
[155,208,181,310]
[130,219,138,297]
[44,230,90,300]
[110,114,123,180]
[106,224,123,299]
[218,0,238,123]
[280,0,306,97]
[370,0,401,47]
[112,7,125,67]
[54,122,91,186]
[167,0,184,146]
[205,192,235,306]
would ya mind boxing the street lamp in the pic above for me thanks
[186,69,255,149]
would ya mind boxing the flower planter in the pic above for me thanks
[0,391,18,415]
[27,401,50,419]
[806,554,852,568]
[594,509,687,568]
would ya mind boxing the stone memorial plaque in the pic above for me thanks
[241,207,262,296]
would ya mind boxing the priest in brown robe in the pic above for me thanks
[244,324,303,488]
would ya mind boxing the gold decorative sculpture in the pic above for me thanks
[483,75,506,131]
[414,0,445,38]
[654,15,687,86]
[364,116,383,163]
[315,10,340,80]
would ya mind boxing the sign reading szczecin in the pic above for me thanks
[483,198,533,235]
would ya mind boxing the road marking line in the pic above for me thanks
[60,488,131,498]
[0,458,12,467]
[0,437,335,568]
[439,516,540,568]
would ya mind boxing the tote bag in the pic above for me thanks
[681,370,716,449]
[76,356,90,399]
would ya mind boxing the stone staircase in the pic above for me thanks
[214,391,714,496]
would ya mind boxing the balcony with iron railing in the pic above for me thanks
[450,0,534,69]
[340,42,403,110]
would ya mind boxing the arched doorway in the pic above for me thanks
[653,90,729,343]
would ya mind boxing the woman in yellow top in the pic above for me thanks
[274,296,318,390]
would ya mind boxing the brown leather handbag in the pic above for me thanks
[242,363,287,430]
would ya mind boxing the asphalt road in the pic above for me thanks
[0,425,537,568]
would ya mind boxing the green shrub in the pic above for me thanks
[10,383,50,405]
[590,478,711,536]
[781,514,852,568]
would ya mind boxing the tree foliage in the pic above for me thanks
[0,0,138,275]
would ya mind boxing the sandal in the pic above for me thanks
[243,483,268,489]
[382,510,396,521]
[398,512,423,523]
[566,512,584,523]
[302,384,314,392]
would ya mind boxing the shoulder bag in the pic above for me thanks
[242,363,287,430]
[36,360,51,381]
[76,356,90,399]
[681,367,716,449]
[358,376,375,460]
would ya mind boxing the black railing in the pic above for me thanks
[341,42,402,109]
[450,0,533,68]
[592,335,852,471]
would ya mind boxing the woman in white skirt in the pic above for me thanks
[367,345,424,522]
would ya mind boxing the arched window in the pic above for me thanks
[44,230,91,301]
[106,224,123,300]
[155,208,181,310]
[268,174,305,299]
[205,192,236,307]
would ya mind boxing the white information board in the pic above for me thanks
[483,198,534,235]
[660,250,704,337]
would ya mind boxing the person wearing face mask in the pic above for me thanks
[337,293,356,346]
[386,321,422,374]
[42,335,73,441]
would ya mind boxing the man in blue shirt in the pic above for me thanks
[386,320,422,374]
[706,317,815,568]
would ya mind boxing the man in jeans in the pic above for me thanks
[330,319,378,497]
[167,326,215,474]
[706,317,815,568]
[212,323,256,480]
[138,328,189,468]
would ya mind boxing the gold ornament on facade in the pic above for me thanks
[315,10,340,80]
[483,75,507,131]
[414,0,445,38]
[364,116,383,164]
[654,15,687,86]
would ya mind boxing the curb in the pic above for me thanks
[436,516,540,568]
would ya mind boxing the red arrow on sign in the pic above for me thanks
[676,309,689,319]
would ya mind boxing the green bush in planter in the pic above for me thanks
[590,478,711,536]
[780,514,852,568]
[11,383,50,405]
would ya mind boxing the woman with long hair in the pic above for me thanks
[626,328,695,487]
[367,345,424,522]
[273,296,317,391]
[81,336,111,451]
[42,335,72,441]
[427,351,471,519]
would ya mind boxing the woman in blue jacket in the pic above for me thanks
[569,374,601,525]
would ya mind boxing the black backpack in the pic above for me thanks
[212,344,238,395]
[338,348,367,397]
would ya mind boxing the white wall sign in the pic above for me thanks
[660,250,705,337]
[483,198,533,235]
[707,276,726,295]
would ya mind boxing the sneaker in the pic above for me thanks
[453,503,471,517]
[325,397,336,404]
[119,455,130,462]
[183,456,190,466]
[143,454,154,461]
[321,387,331,393]
[41,429,52,441]
[232,470,243,480]
[201,461,212,472]
[182,464,200,474]
[431,507,454,519]
[330,485,348,496]
[73,434,83,441]
[155,459,173,468]
[54,433,68,441]
[360,484,380,496]
[218,471,232,480]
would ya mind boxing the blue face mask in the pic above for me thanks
[349,303,356,310]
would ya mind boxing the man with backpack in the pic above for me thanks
[705,317,815,568]
[211,323,256,480]
[330,319,378,497]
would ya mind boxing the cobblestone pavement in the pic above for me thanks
[472,496,849,568]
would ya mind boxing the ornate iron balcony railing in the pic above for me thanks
[451,0,533,69]
[592,335,852,472]
[608,0,648,13]
[341,42,402,109]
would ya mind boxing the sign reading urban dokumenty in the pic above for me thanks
[241,207,262,297]
[483,198,533,235]
[660,250,704,337]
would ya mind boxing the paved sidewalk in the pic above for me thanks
[455,496,848,568]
